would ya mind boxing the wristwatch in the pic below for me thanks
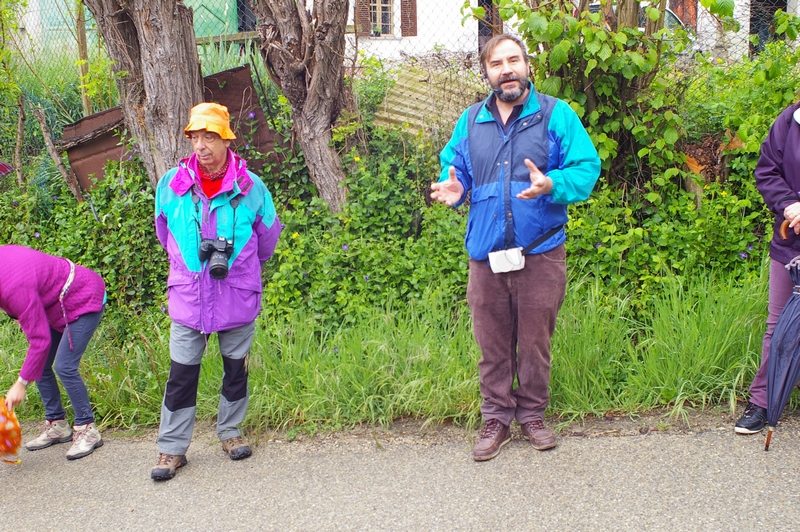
[16,376,29,387]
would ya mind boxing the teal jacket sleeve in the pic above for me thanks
[546,100,601,205]
[438,108,473,207]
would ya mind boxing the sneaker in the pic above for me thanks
[520,419,557,451]
[735,402,768,434]
[25,419,73,451]
[151,453,187,481]
[472,419,511,462]
[66,422,103,460]
[221,436,252,460]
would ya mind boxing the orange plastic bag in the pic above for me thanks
[0,402,21,464]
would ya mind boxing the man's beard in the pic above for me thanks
[492,75,526,102]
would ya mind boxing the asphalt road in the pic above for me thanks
[5,413,800,531]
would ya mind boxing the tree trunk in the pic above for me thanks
[82,0,203,188]
[617,0,639,30]
[255,0,349,212]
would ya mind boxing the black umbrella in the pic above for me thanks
[765,252,800,450]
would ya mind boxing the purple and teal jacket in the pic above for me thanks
[155,150,282,333]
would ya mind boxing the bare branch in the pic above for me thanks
[14,93,25,189]
[32,105,84,202]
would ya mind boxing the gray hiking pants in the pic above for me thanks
[156,321,254,456]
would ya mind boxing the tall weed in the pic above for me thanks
[550,275,638,417]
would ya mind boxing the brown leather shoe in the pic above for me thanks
[222,436,252,460]
[473,419,511,461]
[150,453,187,481]
[520,420,557,450]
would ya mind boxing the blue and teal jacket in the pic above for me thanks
[439,83,600,261]
[155,150,282,333]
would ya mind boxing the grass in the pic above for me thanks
[0,268,768,434]
[549,275,639,419]
[625,269,766,419]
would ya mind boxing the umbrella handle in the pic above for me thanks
[780,220,790,240]
[765,426,774,451]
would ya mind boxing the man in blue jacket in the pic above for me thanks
[431,34,600,461]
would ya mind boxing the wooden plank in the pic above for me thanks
[196,31,259,46]
[374,66,483,133]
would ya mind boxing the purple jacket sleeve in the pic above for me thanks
[256,214,282,264]
[155,213,168,250]
[15,294,54,382]
[755,105,800,214]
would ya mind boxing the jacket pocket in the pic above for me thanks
[213,285,261,329]
[166,272,200,328]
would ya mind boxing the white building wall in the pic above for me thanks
[346,0,482,60]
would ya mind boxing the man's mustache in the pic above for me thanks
[497,74,524,84]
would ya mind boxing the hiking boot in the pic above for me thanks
[735,402,768,434]
[473,419,511,462]
[66,422,103,460]
[221,436,252,460]
[151,453,187,481]
[25,419,73,451]
[520,419,557,451]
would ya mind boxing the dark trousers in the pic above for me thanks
[467,245,566,426]
[37,308,104,426]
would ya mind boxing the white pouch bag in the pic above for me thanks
[487,247,525,273]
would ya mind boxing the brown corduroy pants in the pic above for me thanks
[467,244,567,426]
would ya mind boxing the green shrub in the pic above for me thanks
[263,127,466,326]
[350,53,396,123]
[0,156,166,313]
[684,40,800,146]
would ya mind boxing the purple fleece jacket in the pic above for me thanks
[0,245,105,382]
[755,102,800,265]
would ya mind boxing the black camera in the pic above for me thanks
[198,236,234,279]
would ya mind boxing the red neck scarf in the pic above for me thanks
[198,159,229,198]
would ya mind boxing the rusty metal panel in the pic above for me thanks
[61,64,283,190]
[202,64,278,172]
[60,106,127,191]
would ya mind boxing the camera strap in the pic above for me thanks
[192,188,241,255]
[521,225,564,255]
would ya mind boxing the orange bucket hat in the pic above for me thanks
[184,102,236,140]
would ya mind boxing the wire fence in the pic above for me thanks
[9,0,797,125]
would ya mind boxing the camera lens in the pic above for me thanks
[208,252,229,279]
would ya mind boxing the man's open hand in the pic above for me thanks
[517,158,552,200]
[431,166,465,207]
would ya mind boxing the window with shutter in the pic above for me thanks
[355,0,417,38]
[370,0,394,36]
